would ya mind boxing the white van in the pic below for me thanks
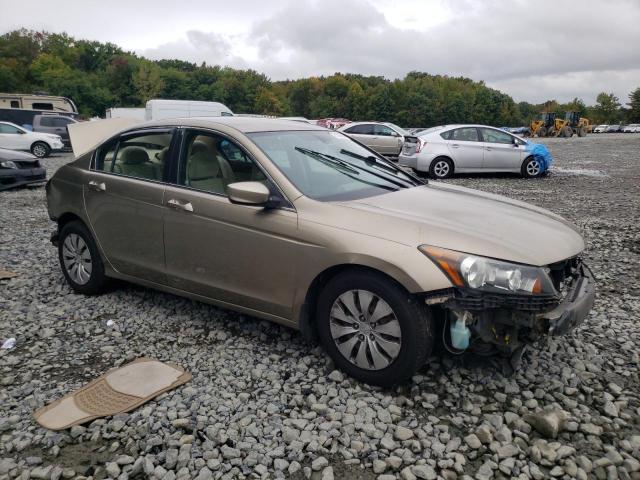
[145,100,233,121]
[105,108,146,121]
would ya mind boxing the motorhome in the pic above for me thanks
[0,93,79,128]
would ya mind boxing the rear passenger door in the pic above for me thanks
[479,127,523,171]
[444,127,484,171]
[83,129,174,284]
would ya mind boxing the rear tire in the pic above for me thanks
[316,271,434,387]
[429,157,454,179]
[578,127,587,137]
[537,127,547,138]
[58,220,109,295]
[562,126,573,138]
[521,156,543,178]
[31,141,50,158]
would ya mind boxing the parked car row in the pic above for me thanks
[593,124,640,133]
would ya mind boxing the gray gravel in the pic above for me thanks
[1,133,639,480]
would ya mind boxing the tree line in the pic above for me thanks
[1,29,639,126]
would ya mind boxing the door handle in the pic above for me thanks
[167,198,194,212]
[451,144,460,148]
[485,147,492,151]
[88,180,106,192]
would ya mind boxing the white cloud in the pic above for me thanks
[2,0,639,103]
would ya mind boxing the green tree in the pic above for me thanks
[593,92,621,123]
[627,87,640,123]
[133,63,164,104]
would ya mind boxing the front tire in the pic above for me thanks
[58,221,109,295]
[316,271,434,386]
[521,156,543,178]
[31,141,51,158]
[429,157,454,179]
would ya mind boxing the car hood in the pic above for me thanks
[337,183,585,266]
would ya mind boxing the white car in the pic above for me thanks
[593,125,608,133]
[622,124,639,133]
[398,124,547,179]
[0,121,64,158]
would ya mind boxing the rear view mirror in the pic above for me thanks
[226,181,271,206]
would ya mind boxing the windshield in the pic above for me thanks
[249,130,423,201]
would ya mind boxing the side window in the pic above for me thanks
[450,128,479,142]
[440,130,451,140]
[480,128,514,144]
[373,125,395,136]
[10,100,19,108]
[40,117,55,127]
[95,131,171,181]
[0,124,21,134]
[53,118,72,127]
[32,103,54,110]
[179,131,267,195]
[348,124,374,135]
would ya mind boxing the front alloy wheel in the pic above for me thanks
[317,271,434,386]
[330,290,402,370]
[522,157,542,178]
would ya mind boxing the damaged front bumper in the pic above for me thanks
[427,260,596,351]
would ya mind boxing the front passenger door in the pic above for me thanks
[479,128,523,171]
[163,129,300,319]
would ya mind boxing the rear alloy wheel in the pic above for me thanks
[31,141,50,158]
[429,158,454,179]
[522,156,543,178]
[58,220,109,294]
[317,271,433,386]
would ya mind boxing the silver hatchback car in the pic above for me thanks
[399,125,549,179]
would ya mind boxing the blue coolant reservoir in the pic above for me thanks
[450,317,471,350]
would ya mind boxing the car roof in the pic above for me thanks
[134,116,325,133]
[0,121,23,128]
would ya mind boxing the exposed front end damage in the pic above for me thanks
[426,256,596,358]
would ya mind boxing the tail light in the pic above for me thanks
[416,139,427,153]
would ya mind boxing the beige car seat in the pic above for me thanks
[114,147,160,180]
[186,140,236,193]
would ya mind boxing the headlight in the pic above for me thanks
[0,161,18,169]
[419,245,556,295]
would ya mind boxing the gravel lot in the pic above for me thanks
[1,133,639,480]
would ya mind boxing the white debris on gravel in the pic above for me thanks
[550,167,609,177]
[1,134,640,480]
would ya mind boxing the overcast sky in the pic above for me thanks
[1,0,639,104]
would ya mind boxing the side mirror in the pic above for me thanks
[226,181,271,206]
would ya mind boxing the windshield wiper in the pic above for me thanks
[340,148,424,187]
[294,147,399,192]
[338,149,422,187]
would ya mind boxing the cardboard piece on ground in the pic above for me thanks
[33,357,191,430]
[0,269,18,280]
